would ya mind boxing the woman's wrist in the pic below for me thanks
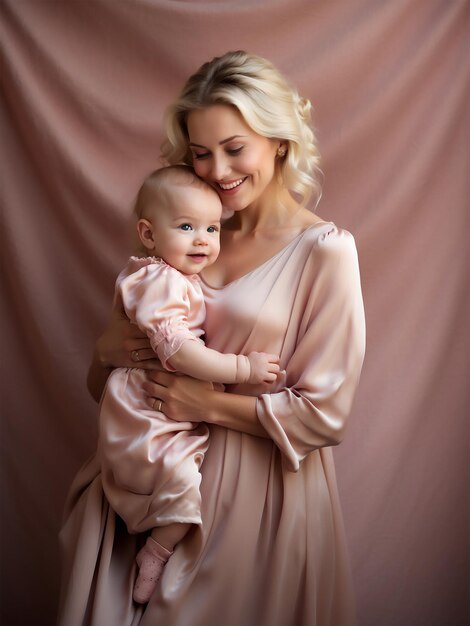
[206,389,269,439]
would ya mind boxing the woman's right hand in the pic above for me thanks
[96,299,160,370]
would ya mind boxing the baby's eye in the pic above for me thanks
[179,223,192,231]
[207,225,219,233]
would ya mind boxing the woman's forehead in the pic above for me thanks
[187,104,250,143]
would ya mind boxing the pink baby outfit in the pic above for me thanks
[99,256,210,533]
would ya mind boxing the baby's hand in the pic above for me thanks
[247,352,280,384]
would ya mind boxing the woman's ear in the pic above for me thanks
[136,218,156,251]
[276,143,287,158]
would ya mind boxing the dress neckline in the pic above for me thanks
[200,220,333,290]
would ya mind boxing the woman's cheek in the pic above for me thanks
[193,160,209,180]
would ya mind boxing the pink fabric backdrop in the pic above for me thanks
[1,1,468,624]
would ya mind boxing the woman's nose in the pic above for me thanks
[210,154,230,181]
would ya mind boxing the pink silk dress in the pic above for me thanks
[99,256,210,534]
[58,222,366,626]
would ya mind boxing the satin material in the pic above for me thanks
[99,256,210,532]
[118,256,206,369]
[58,223,365,626]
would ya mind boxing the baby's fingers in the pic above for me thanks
[263,371,278,383]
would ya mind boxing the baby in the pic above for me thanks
[98,165,280,603]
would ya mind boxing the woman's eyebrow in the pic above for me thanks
[189,135,247,148]
[219,135,247,145]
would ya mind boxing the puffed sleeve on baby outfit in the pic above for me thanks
[256,228,366,472]
[116,256,206,370]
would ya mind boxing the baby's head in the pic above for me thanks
[135,165,222,275]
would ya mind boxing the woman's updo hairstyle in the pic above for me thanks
[162,50,322,208]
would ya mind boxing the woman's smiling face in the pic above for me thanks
[187,104,281,213]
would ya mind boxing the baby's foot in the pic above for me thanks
[133,537,173,604]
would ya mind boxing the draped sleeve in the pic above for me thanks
[256,228,366,472]
[117,256,205,370]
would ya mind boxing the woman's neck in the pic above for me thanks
[225,187,302,235]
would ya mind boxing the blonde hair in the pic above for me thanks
[162,50,322,208]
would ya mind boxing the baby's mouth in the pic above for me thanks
[188,253,207,260]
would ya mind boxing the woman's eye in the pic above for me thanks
[192,152,210,160]
[227,146,243,156]
[179,223,192,231]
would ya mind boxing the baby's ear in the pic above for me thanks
[136,218,156,251]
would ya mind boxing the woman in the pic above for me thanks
[58,50,366,626]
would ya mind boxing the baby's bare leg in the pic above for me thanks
[133,523,191,604]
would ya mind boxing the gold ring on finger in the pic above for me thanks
[131,350,140,362]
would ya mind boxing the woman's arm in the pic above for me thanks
[87,347,113,403]
[143,370,270,439]
[255,229,366,470]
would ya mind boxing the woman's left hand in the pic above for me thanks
[143,370,214,423]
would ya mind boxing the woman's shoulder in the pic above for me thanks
[301,219,355,245]
[300,221,359,267]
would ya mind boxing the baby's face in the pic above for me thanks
[150,184,222,275]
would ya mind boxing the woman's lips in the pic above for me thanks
[217,177,247,194]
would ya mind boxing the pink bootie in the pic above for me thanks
[133,537,173,604]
